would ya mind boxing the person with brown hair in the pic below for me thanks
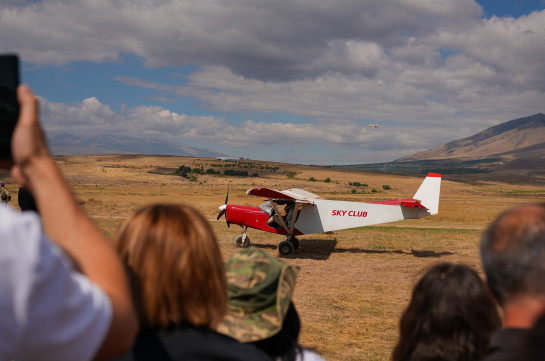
[111,203,270,361]
[392,263,501,361]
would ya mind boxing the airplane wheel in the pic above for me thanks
[287,236,299,250]
[235,234,250,248]
[278,240,294,256]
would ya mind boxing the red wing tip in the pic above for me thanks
[427,173,442,177]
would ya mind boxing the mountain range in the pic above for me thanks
[48,113,545,180]
[398,113,545,162]
[49,133,224,158]
[337,113,545,179]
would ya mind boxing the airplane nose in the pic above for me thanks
[217,186,229,224]
[217,204,227,221]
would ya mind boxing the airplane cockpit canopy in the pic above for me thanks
[259,201,273,215]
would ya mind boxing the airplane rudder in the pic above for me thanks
[414,173,441,215]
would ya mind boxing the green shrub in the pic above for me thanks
[349,181,368,187]
[174,165,192,177]
[224,169,249,177]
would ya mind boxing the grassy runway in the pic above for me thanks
[6,154,544,361]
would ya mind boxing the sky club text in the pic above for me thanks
[331,210,368,217]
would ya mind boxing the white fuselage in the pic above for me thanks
[294,200,432,234]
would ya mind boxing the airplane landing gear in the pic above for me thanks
[235,227,250,248]
[235,234,250,248]
[278,240,294,256]
[287,235,299,250]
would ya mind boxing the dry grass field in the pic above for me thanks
[3,154,545,361]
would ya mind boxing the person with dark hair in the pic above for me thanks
[111,203,270,361]
[480,203,545,361]
[1,85,137,360]
[217,247,326,361]
[18,186,37,212]
[392,263,501,361]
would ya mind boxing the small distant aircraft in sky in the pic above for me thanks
[368,124,380,128]
[217,173,441,255]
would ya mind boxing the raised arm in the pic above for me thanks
[10,85,138,360]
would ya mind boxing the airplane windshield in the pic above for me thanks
[258,201,273,215]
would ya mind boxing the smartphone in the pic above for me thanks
[0,54,20,169]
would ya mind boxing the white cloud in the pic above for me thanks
[39,95,457,163]
[1,0,482,79]
[426,12,545,89]
[2,0,545,163]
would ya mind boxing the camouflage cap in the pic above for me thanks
[217,246,298,343]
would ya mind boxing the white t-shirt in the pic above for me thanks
[0,206,113,361]
[296,349,327,361]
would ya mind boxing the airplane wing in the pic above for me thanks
[370,198,428,209]
[246,187,323,203]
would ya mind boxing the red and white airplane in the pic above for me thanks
[217,173,441,255]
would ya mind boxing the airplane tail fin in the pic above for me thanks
[413,173,441,215]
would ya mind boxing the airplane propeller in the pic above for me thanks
[217,185,230,227]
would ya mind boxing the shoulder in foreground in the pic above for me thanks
[114,325,271,361]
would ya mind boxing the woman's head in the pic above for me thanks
[113,203,227,330]
[392,263,501,361]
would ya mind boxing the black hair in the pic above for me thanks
[392,263,501,361]
[18,187,38,212]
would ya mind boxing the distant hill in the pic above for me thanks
[335,113,545,181]
[49,133,224,158]
[397,113,545,161]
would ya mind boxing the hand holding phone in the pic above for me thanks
[0,54,20,169]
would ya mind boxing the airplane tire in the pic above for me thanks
[287,236,299,250]
[235,235,250,248]
[278,240,294,256]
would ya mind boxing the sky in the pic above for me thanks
[1,0,545,165]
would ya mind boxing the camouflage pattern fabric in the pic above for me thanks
[217,247,298,343]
